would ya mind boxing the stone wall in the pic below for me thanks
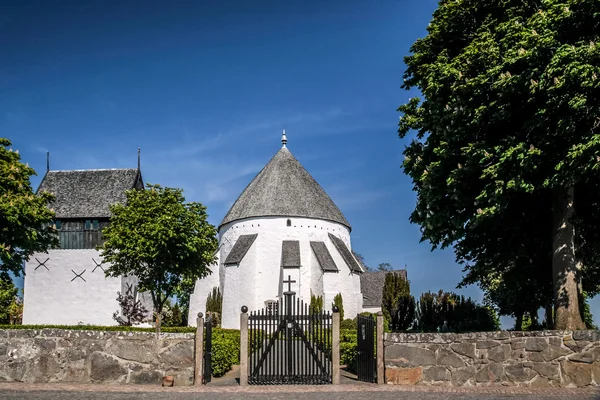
[0,329,195,385]
[385,330,600,388]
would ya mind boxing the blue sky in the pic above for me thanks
[3,1,597,327]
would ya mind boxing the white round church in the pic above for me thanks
[188,132,366,329]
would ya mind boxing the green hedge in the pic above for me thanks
[0,324,197,333]
[340,329,358,373]
[209,328,240,377]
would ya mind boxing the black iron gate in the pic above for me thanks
[203,315,213,384]
[356,314,376,383]
[248,289,333,384]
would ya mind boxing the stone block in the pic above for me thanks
[0,343,7,356]
[386,367,422,385]
[564,339,589,353]
[450,343,476,359]
[476,340,501,349]
[106,339,156,364]
[524,338,547,352]
[423,366,449,382]
[474,363,504,383]
[549,337,562,347]
[34,339,56,352]
[385,345,436,367]
[25,354,62,382]
[531,362,560,380]
[573,330,600,342]
[451,366,476,386]
[511,339,525,350]
[530,375,552,388]
[2,359,27,381]
[561,361,592,387]
[488,344,511,362]
[568,351,594,364]
[157,341,194,369]
[540,345,572,361]
[90,352,127,383]
[130,370,162,385]
[436,348,465,368]
[505,363,536,383]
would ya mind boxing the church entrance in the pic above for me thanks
[247,277,333,384]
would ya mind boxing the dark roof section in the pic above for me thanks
[37,169,141,219]
[224,234,258,265]
[360,270,408,307]
[328,233,363,273]
[310,241,338,272]
[281,240,301,268]
[219,147,350,230]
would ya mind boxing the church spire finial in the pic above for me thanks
[46,151,50,172]
[137,147,141,170]
[281,129,287,148]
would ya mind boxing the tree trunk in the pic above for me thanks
[552,186,586,330]
[155,310,161,339]
[515,312,523,331]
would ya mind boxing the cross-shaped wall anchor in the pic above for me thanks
[283,275,296,293]
[71,269,87,282]
[35,258,50,271]
[92,258,104,273]
[125,282,134,295]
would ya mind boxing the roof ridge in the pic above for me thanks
[48,168,137,172]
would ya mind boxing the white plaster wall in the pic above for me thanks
[23,250,121,325]
[187,255,220,326]
[218,216,354,329]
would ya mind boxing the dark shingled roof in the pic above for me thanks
[360,270,408,307]
[310,241,338,272]
[328,233,362,273]
[281,240,301,268]
[37,169,141,219]
[224,234,258,265]
[220,147,350,230]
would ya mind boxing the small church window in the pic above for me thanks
[85,220,91,230]
[287,219,291,227]
[55,220,62,230]
[92,220,99,230]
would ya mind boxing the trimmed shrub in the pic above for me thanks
[382,272,415,331]
[340,318,355,330]
[209,328,240,377]
[332,293,344,320]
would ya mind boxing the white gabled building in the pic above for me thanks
[188,133,366,329]
[22,163,152,326]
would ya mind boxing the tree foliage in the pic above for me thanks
[112,289,149,326]
[0,277,19,324]
[381,272,416,331]
[332,293,344,320]
[310,291,323,313]
[206,286,223,326]
[99,184,218,335]
[0,138,57,278]
[398,0,600,330]
[377,262,392,271]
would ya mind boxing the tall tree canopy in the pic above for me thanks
[398,0,600,329]
[0,138,57,279]
[99,184,218,334]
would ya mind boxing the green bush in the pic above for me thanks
[0,324,197,333]
[209,328,240,377]
[340,318,355,330]
[340,329,358,373]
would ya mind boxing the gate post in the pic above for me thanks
[194,312,204,386]
[240,306,249,386]
[332,305,340,385]
[376,311,384,384]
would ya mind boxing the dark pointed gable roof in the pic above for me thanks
[310,241,339,272]
[37,169,141,219]
[328,233,363,273]
[219,147,350,230]
[224,234,258,265]
[360,270,408,308]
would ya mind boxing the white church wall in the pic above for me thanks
[325,236,360,319]
[23,250,121,326]
[216,216,352,329]
[187,256,220,326]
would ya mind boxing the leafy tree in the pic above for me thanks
[0,277,18,324]
[113,289,149,326]
[332,292,344,320]
[99,184,218,336]
[377,263,392,271]
[398,0,600,330]
[381,271,416,331]
[0,138,57,278]
[206,286,223,322]
[310,291,323,313]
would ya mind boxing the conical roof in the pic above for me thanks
[220,147,350,230]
